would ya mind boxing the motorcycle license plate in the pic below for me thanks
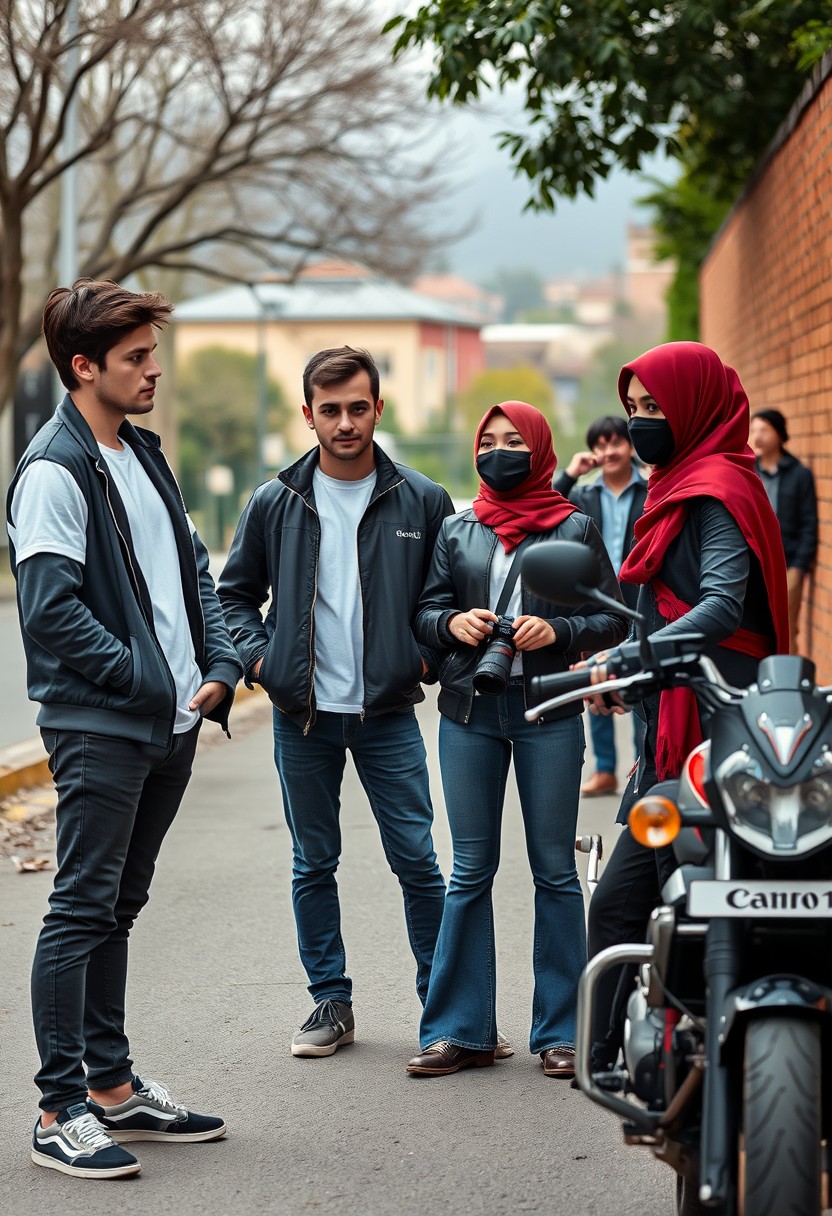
[688,880,832,918]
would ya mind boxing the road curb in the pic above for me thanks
[0,684,265,813]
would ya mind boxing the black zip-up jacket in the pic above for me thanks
[6,395,242,746]
[414,510,629,724]
[217,444,455,730]
[754,450,818,572]
[553,464,647,609]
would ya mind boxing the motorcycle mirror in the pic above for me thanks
[522,541,601,607]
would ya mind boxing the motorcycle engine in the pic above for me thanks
[623,989,665,1105]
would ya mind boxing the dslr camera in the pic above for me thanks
[472,616,517,696]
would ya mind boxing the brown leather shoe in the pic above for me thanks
[580,771,618,797]
[406,1041,496,1075]
[541,1047,576,1078]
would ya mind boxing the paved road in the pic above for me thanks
[0,694,671,1216]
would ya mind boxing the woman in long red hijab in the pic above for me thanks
[585,342,788,1069]
[405,401,629,1079]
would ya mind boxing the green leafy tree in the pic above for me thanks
[387,1,831,335]
[175,346,288,509]
[454,363,555,433]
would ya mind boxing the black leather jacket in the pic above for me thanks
[217,444,455,730]
[414,509,629,724]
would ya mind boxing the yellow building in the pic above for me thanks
[173,262,484,456]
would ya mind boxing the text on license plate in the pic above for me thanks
[688,880,832,918]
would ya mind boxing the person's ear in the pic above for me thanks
[302,403,315,430]
[71,353,96,383]
[374,398,384,425]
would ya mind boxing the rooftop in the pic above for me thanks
[174,266,480,328]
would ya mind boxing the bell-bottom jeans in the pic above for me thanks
[420,686,586,1055]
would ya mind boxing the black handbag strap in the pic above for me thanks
[494,537,532,618]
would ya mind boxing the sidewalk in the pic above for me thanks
[0,692,666,1216]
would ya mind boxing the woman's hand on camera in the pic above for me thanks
[512,615,556,651]
[570,650,627,715]
[448,608,498,646]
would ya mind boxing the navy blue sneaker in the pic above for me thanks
[87,1076,226,1143]
[31,1104,141,1178]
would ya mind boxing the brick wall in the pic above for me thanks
[700,60,832,677]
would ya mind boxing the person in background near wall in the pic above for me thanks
[554,416,647,797]
[218,347,452,1061]
[7,280,242,1180]
[749,408,818,655]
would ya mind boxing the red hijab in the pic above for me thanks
[471,401,577,552]
[617,342,789,777]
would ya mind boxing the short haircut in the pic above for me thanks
[586,414,631,449]
[303,346,379,407]
[751,408,789,445]
[42,279,173,389]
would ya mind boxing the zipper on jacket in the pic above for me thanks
[159,446,207,663]
[356,475,404,722]
[96,459,177,747]
[285,484,320,734]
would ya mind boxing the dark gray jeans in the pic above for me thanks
[32,722,200,1112]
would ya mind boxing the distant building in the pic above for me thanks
[482,322,612,430]
[625,225,674,327]
[410,273,504,324]
[543,274,620,327]
[174,261,484,452]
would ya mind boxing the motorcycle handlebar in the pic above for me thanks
[530,668,597,702]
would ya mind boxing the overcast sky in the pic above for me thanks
[431,93,675,285]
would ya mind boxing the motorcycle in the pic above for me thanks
[521,539,832,1216]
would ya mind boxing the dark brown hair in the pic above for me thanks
[42,279,174,389]
[303,346,379,406]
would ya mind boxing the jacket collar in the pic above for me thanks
[56,393,159,459]
[278,441,403,501]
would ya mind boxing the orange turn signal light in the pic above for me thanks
[629,796,682,849]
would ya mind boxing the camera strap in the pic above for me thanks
[494,537,532,618]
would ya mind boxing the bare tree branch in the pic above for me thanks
[0,0,458,415]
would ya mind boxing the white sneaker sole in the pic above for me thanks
[31,1148,141,1179]
[291,1028,355,1057]
[108,1124,227,1143]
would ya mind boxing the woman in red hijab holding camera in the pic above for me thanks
[585,341,789,1069]
[406,401,628,1079]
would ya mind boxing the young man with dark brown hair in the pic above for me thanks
[219,346,453,1058]
[6,279,242,1179]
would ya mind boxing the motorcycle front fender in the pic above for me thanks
[719,974,832,1052]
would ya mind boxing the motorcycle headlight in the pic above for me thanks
[717,749,832,856]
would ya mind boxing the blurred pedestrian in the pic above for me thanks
[7,280,241,1180]
[218,347,452,1058]
[555,416,647,796]
[405,401,628,1080]
[749,408,818,655]
[583,342,789,1069]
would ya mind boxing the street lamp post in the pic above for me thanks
[247,284,283,487]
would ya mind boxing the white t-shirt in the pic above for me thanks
[312,467,376,713]
[10,448,202,732]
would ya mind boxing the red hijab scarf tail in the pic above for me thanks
[471,401,577,551]
[617,342,789,780]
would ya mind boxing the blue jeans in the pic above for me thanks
[420,686,586,1055]
[588,709,645,775]
[273,707,446,1006]
[32,723,200,1112]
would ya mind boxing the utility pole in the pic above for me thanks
[59,0,80,289]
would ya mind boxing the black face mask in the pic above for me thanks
[476,449,532,492]
[627,417,676,467]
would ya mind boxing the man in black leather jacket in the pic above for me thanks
[218,346,453,1059]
